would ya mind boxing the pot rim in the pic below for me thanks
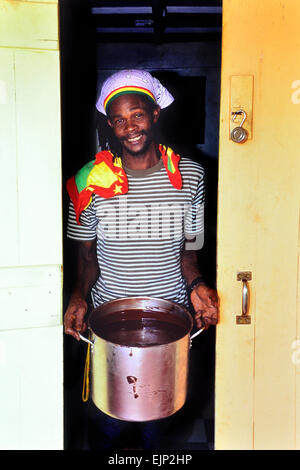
[87,296,194,349]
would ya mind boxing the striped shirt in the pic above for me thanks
[67,156,205,308]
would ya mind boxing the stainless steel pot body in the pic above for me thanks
[83,297,197,422]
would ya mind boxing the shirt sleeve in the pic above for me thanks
[184,166,205,243]
[67,198,98,241]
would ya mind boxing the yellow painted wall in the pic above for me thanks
[215,0,300,449]
[0,1,63,449]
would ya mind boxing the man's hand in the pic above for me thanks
[190,284,219,330]
[64,296,88,341]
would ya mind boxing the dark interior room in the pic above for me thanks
[60,0,222,450]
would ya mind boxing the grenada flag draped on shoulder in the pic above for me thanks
[66,146,182,225]
[159,144,182,190]
[66,150,128,224]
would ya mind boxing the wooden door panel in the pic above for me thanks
[215,0,300,450]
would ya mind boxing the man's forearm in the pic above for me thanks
[71,241,100,301]
[181,248,204,285]
[64,240,99,340]
[182,247,219,329]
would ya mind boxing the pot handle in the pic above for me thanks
[79,331,94,403]
[190,327,205,348]
[79,333,94,347]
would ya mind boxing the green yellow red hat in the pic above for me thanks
[96,69,174,115]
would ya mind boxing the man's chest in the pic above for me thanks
[93,178,193,241]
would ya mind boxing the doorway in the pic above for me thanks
[59,0,221,450]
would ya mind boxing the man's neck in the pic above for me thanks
[121,142,160,170]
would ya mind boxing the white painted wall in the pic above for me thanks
[0,1,63,449]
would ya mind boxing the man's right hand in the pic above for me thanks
[64,297,88,341]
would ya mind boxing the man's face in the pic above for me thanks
[107,94,160,157]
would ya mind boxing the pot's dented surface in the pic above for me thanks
[85,297,197,421]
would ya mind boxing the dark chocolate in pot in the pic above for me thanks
[90,309,189,347]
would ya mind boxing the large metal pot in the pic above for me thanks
[79,297,203,422]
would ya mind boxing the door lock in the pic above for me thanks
[231,110,248,144]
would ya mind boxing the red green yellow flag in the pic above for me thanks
[66,150,128,224]
[66,146,182,224]
[159,144,182,190]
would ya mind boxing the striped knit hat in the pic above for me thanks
[96,69,174,115]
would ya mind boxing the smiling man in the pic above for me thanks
[64,69,218,450]
[107,93,158,160]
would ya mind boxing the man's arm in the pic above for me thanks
[64,239,100,340]
[181,246,219,329]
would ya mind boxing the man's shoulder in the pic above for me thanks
[179,155,205,176]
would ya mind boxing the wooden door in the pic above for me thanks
[215,0,300,450]
[0,1,63,449]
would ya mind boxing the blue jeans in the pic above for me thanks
[86,400,177,450]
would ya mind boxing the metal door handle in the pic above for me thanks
[242,279,249,316]
[236,271,252,324]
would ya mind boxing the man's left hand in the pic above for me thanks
[190,284,219,330]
